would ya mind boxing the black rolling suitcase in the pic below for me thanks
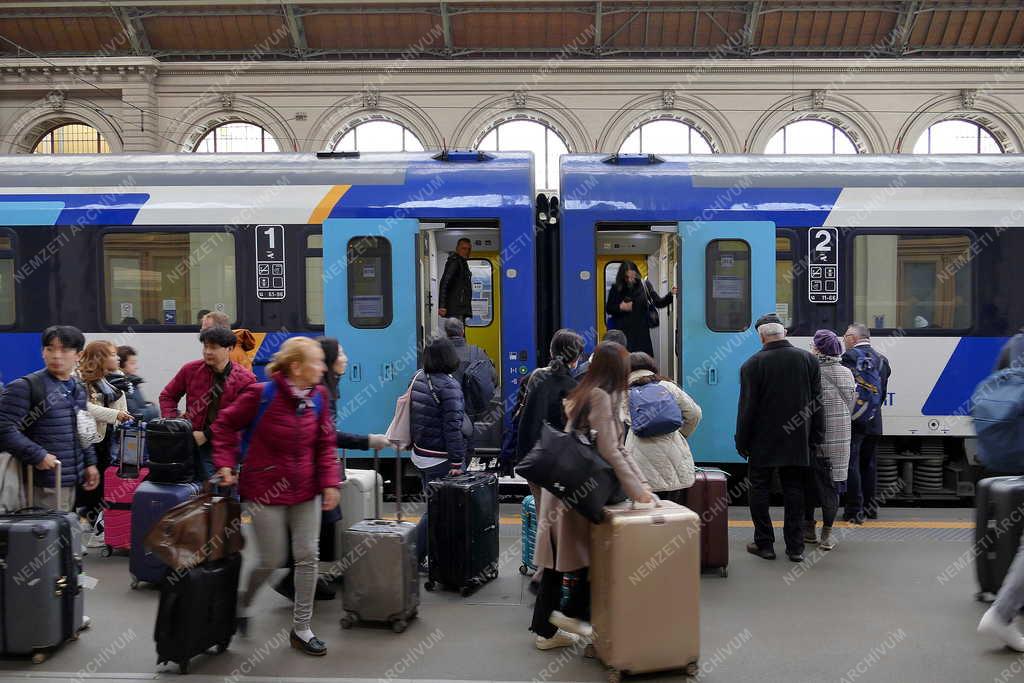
[0,464,86,663]
[145,418,198,484]
[424,472,500,596]
[154,553,241,674]
[975,476,1024,600]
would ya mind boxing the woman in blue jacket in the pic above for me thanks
[410,336,468,569]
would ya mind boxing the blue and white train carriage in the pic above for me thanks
[0,151,536,466]
[559,154,1024,500]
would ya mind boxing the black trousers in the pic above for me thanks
[748,465,807,555]
[530,566,590,639]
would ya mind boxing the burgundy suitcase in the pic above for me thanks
[687,468,729,577]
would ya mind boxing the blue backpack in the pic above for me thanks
[628,382,683,438]
[972,336,1024,473]
[848,347,883,429]
[240,382,324,461]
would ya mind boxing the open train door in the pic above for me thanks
[679,221,776,464]
[323,217,419,438]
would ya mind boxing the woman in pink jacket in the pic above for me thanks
[212,337,340,656]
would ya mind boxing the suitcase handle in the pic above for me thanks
[25,459,62,510]
[370,447,403,522]
[631,493,660,510]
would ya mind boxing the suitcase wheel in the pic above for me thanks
[391,619,408,634]
[100,545,112,558]
[518,564,531,576]
[685,662,700,677]
[178,659,190,675]
[583,644,596,659]
[216,642,229,654]
[31,652,47,665]
[459,586,473,597]
[340,613,358,629]
[718,567,728,578]
[424,581,436,592]
[606,668,622,683]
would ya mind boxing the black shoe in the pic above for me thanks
[315,577,336,601]
[746,542,776,560]
[528,580,540,596]
[290,630,327,656]
[787,553,805,563]
[236,617,249,637]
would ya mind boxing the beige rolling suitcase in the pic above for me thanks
[589,500,700,682]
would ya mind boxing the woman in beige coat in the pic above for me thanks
[530,342,652,651]
[624,352,702,506]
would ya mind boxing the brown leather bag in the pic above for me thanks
[143,484,245,572]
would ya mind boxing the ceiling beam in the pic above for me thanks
[440,2,453,54]
[593,1,603,53]
[888,0,921,56]
[112,7,152,55]
[281,2,308,55]
[741,0,762,55]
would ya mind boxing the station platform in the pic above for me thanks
[0,505,1010,683]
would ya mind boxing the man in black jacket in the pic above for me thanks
[736,313,824,562]
[438,238,473,322]
[841,323,892,524]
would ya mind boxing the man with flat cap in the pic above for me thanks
[735,313,824,562]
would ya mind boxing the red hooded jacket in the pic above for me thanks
[159,359,257,432]
[211,372,340,506]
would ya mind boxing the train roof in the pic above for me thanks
[0,151,534,226]
[560,153,1024,228]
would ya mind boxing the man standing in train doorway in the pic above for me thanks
[438,238,473,323]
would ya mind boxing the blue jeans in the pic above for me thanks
[416,460,452,564]
[846,432,878,518]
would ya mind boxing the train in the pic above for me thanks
[0,150,1021,501]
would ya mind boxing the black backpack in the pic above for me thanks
[460,347,496,417]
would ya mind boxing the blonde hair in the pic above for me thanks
[79,340,117,383]
[266,337,321,376]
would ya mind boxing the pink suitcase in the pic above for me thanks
[101,466,149,556]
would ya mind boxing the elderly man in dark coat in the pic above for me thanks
[736,313,825,562]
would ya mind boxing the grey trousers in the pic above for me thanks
[995,531,1024,623]
[32,485,76,513]
[241,497,322,631]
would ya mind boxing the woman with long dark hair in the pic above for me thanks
[604,260,676,356]
[529,341,653,651]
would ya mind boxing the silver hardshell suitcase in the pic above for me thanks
[340,448,419,633]
[0,463,86,662]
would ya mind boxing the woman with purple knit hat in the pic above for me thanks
[804,329,857,550]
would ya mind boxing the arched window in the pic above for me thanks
[32,123,110,154]
[192,122,279,153]
[333,120,424,153]
[478,119,569,192]
[765,119,857,155]
[913,120,1002,154]
[619,119,713,155]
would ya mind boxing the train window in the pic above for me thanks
[102,232,237,326]
[853,234,973,330]
[776,236,795,327]
[706,239,751,332]
[466,259,493,327]
[0,236,14,325]
[347,236,392,329]
[305,233,324,326]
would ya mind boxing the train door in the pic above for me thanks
[595,228,678,377]
[323,218,419,437]
[678,221,775,462]
[420,224,503,449]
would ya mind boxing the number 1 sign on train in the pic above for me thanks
[256,224,285,300]
[807,227,838,304]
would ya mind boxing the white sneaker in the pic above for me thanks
[979,606,1024,651]
[535,628,579,650]
[549,610,593,639]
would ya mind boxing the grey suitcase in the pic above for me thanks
[340,448,419,633]
[0,463,86,662]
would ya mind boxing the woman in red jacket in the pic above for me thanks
[212,337,340,656]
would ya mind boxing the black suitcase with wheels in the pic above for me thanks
[145,418,198,483]
[154,553,241,674]
[975,476,1024,600]
[424,472,499,596]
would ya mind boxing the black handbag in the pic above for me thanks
[642,280,660,329]
[515,422,625,523]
